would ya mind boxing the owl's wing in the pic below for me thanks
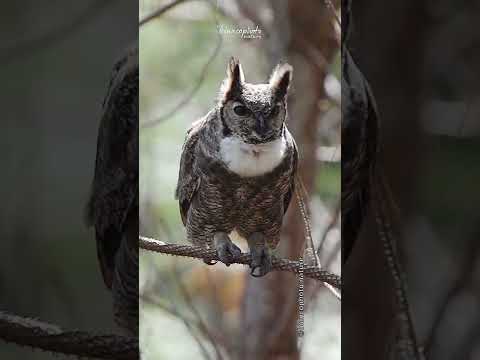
[85,45,138,289]
[283,130,299,215]
[175,117,206,226]
[342,47,379,264]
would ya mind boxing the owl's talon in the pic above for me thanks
[203,259,217,265]
[249,246,272,277]
[250,266,263,277]
[214,232,242,266]
[217,242,242,266]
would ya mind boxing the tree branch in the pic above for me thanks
[139,0,191,27]
[140,0,223,128]
[324,0,341,26]
[139,236,342,290]
[0,311,138,359]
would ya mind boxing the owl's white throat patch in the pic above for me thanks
[220,136,286,177]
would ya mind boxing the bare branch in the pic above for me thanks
[323,0,341,27]
[0,311,138,360]
[171,263,225,360]
[295,176,341,299]
[324,236,341,269]
[139,0,191,27]
[295,175,318,267]
[141,0,223,128]
[139,236,342,290]
[141,293,212,360]
[317,199,340,255]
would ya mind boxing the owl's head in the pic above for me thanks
[218,57,292,144]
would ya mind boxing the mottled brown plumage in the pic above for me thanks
[176,58,298,276]
[86,45,138,335]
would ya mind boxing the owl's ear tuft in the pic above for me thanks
[269,63,292,99]
[227,57,245,83]
[219,57,244,104]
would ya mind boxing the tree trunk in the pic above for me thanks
[239,1,339,359]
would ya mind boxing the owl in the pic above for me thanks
[85,44,139,335]
[175,57,298,277]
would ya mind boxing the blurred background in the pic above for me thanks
[0,1,136,358]
[139,0,340,359]
[344,0,480,358]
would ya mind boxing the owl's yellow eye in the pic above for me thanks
[233,105,251,116]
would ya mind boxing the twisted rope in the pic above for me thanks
[0,311,138,360]
[140,236,341,290]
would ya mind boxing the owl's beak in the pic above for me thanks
[255,115,270,138]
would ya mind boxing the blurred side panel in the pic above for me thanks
[0,1,138,359]
[343,0,480,359]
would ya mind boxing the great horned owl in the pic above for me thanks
[86,45,139,335]
[175,58,298,277]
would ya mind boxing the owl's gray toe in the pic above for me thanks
[214,232,242,266]
[203,259,217,265]
[216,242,242,266]
[250,246,272,277]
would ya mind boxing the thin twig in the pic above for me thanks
[323,0,341,27]
[141,293,212,360]
[295,177,318,267]
[0,311,138,360]
[139,236,342,290]
[141,0,223,128]
[140,254,214,359]
[295,177,341,300]
[171,263,225,360]
[139,0,191,26]
[317,199,340,256]
[324,237,341,269]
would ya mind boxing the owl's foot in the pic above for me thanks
[250,246,272,277]
[248,232,272,277]
[213,232,242,266]
[203,259,217,265]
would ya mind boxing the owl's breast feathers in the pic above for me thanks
[175,110,298,231]
[219,135,287,177]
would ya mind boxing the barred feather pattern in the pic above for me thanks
[176,107,298,250]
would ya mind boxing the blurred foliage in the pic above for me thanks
[140,14,340,238]
[1,1,137,358]
[316,162,341,205]
[139,1,340,359]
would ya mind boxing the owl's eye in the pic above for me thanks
[270,105,280,117]
[233,105,251,116]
